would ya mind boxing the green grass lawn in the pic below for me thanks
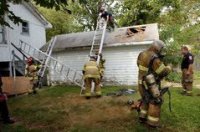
[1,85,200,132]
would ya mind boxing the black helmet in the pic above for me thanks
[90,55,97,61]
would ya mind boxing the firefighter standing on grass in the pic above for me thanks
[83,56,101,99]
[181,45,194,96]
[137,40,171,127]
[25,57,41,94]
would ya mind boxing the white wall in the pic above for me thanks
[50,45,149,86]
[0,3,46,62]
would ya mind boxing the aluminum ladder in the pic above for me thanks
[37,37,57,87]
[80,18,107,95]
[89,18,107,64]
[12,39,83,87]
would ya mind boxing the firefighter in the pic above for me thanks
[25,57,41,94]
[99,7,115,31]
[137,40,171,127]
[83,56,101,99]
[181,45,194,96]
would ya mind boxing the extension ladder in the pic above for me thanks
[12,39,83,87]
[90,18,107,64]
[80,18,107,95]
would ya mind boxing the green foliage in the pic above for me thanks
[36,6,83,40]
[0,0,25,26]
[69,0,117,31]
[162,42,182,66]
[166,71,181,83]
[117,0,180,26]
[0,0,72,26]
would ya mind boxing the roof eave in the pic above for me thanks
[104,40,154,47]
[22,2,52,29]
[51,41,153,53]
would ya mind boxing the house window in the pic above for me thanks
[21,21,29,34]
[0,26,5,44]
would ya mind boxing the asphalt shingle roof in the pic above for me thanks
[41,23,159,52]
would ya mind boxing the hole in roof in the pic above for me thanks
[126,26,146,36]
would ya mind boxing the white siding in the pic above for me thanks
[50,49,90,82]
[50,45,149,86]
[0,3,46,62]
[0,45,10,61]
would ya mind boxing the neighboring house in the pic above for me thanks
[42,23,159,86]
[0,2,52,76]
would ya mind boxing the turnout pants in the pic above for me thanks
[138,84,161,127]
[182,69,193,94]
[84,77,101,97]
[29,78,38,93]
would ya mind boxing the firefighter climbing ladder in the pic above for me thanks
[80,17,108,95]
[12,39,83,87]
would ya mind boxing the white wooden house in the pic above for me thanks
[42,23,159,86]
[0,2,51,76]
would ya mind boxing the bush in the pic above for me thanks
[166,71,181,83]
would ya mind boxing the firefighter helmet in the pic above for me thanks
[27,57,33,63]
[149,40,165,56]
[90,55,97,61]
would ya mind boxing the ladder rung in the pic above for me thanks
[73,72,77,81]
[93,44,100,46]
[53,61,58,69]
[95,33,102,36]
[66,68,70,77]
[59,65,64,73]
[94,37,101,40]
[94,40,101,43]
[92,49,99,52]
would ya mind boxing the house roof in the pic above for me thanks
[41,23,159,52]
[22,2,52,29]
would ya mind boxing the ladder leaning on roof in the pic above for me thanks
[89,17,107,65]
[37,37,57,87]
[11,39,83,87]
[80,17,108,95]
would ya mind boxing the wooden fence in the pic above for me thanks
[2,77,32,95]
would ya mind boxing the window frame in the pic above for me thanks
[21,21,30,35]
[0,26,6,44]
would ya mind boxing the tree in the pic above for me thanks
[159,0,200,65]
[69,0,117,31]
[36,6,83,40]
[117,0,180,26]
[0,0,72,26]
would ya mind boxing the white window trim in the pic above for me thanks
[21,21,30,35]
[0,26,6,44]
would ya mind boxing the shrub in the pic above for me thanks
[166,71,181,83]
